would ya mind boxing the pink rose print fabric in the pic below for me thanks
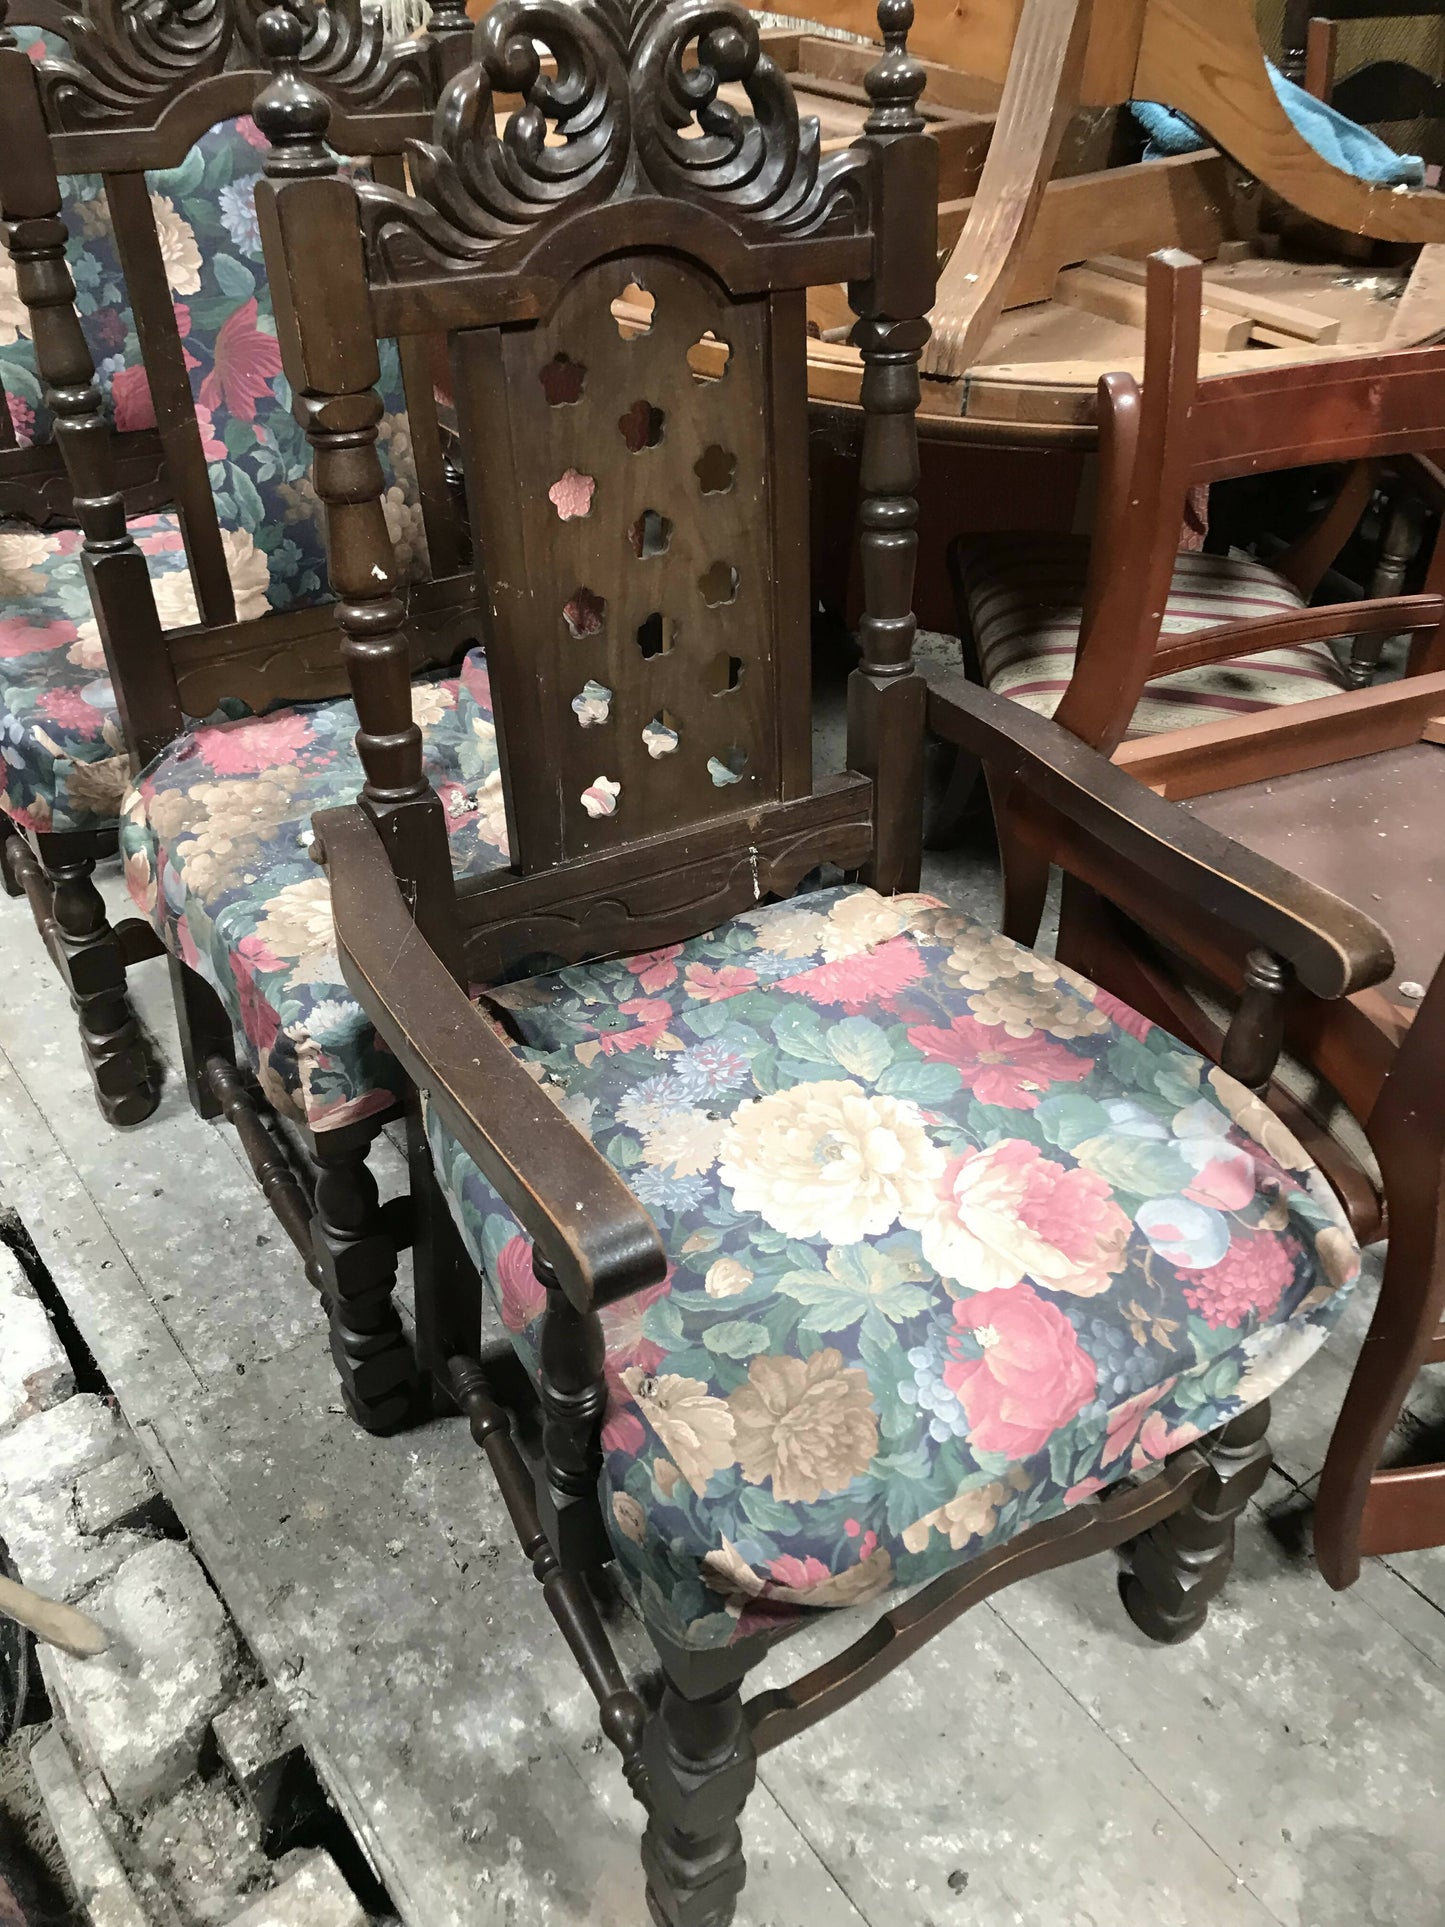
[426,884,1361,1651]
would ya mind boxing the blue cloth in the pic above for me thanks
[1132,61,1425,187]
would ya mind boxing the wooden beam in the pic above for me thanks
[1056,264,1252,348]
[1112,673,1445,798]
[943,153,1234,312]
[1087,252,1341,343]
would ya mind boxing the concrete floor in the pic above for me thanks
[1,672,1443,1926]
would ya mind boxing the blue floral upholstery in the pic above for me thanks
[0,517,200,833]
[121,650,507,1132]
[426,886,1360,1652]
[1,68,424,841]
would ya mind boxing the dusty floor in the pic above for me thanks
[0,656,1442,1927]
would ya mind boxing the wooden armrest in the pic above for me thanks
[314,805,667,1315]
[927,673,1394,1000]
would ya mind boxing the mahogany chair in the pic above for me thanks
[252,0,1387,1912]
[976,269,1445,1585]
[944,249,1445,927]
[1069,690,1445,1588]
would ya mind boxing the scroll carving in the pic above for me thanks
[359,0,871,273]
[34,0,432,133]
[38,0,233,127]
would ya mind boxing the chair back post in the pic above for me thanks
[1052,247,1201,756]
[0,8,183,765]
[253,5,464,982]
[845,0,938,893]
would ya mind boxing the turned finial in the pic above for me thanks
[864,0,925,137]
[252,1,334,178]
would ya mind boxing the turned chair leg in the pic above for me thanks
[641,1652,757,1927]
[36,831,156,1127]
[308,1121,418,1436]
[1121,1399,1272,1644]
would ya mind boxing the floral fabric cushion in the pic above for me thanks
[957,533,1348,735]
[0,516,201,834]
[122,650,507,1132]
[1,41,420,603]
[427,886,1360,1653]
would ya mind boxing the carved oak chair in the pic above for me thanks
[0,0,475,1132]
[248,0,1388,1913]
[1,0,499,1431]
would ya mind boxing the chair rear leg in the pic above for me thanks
[309,1120,418,1436]
[0,815,24,899]
[37,830,156,1127]
[641,1649,757,1927]
[1120,1399,1272,1644]
[168,957,233,1121]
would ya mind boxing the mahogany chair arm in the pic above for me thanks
[926,672,1394,1000]
[314,804,668,1316]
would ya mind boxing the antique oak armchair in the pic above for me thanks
[0,0,473,1126]
[266,0,1379,1914]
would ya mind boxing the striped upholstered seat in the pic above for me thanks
[956,534,1349,737]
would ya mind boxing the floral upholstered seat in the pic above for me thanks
[0,517,232,833]
[956,534,1348,734]
[122,650,508,1131]
[425,885,1360,1651]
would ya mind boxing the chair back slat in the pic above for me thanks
[103,168,236,627]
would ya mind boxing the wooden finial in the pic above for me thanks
[864,0,926,136]
[252,1,334,178]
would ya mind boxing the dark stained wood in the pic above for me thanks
[0,0,471,1138]
[745,1447,1210,1754]
[1121,1400,1273,1642]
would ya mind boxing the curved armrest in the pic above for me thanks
[927,673,1394,1000]
[314,805,667,1314]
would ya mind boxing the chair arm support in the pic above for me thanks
[926,673,1394,1000]
[1150,596,1445,678]
[314,804,667,1315]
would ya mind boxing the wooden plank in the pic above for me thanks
[1088,252,1341,342]
[1112,672,1445,798]
[1055,265,1251,348]
[1358,1464,1445,1559]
